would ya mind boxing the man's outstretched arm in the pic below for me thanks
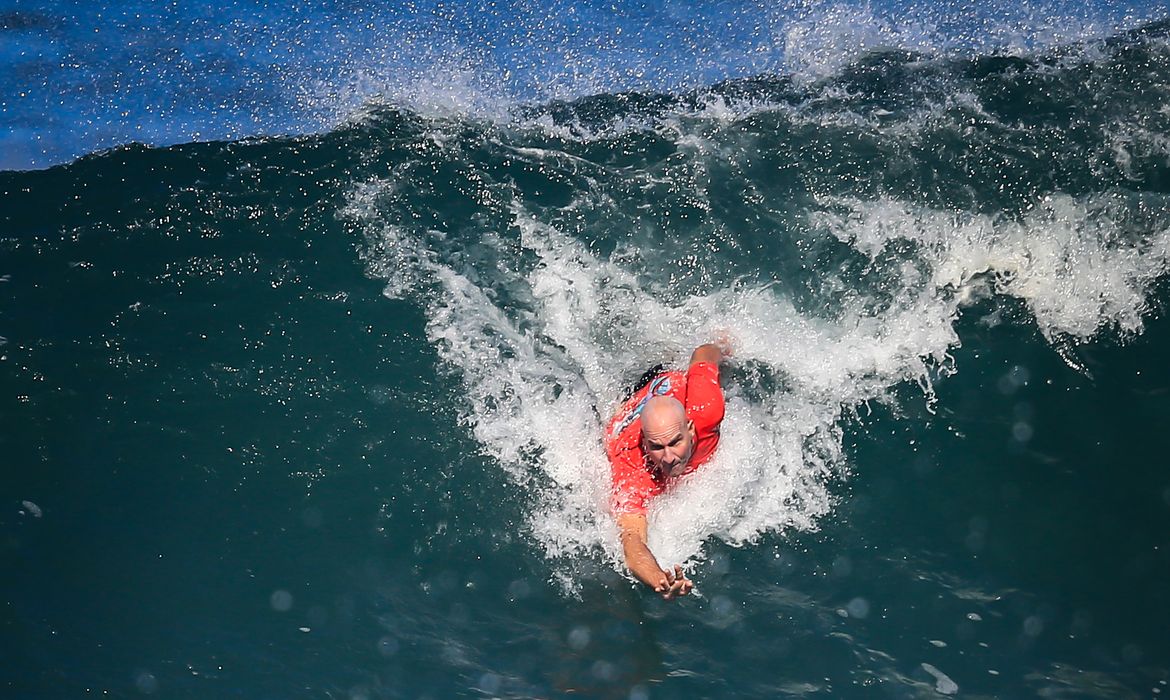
[617,513,692,599]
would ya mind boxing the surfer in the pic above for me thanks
[606,341,729,599]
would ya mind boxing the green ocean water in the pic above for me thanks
[4,23,1170,698]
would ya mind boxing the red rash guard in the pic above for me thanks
[605,362,725,515]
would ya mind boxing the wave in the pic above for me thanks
[338,30,1170,589]
[4,13,1166,593]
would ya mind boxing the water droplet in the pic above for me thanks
[1011,421,1033,442]
[367,385,393,405]
[846,597,870,619]
[968,516,989,534]
[568,625,591,651]
[1122,644,1144,665]
[508,578,531,600]
[965,531,986,552]
[1023,615,1044,637]
[301,507,323,528]
[307,605,329,627]
[133,670,158,695]
[478,673,501,694]
[270,590,293,612]
[712,595,734,617]
[377,636,400,657]
[591,660,616,682]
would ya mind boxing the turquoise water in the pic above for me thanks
[4,18,1170,699]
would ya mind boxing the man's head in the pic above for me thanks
[640,395,697,478]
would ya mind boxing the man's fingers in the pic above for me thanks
[713,331,736,357]
[654,568,693,600]
[661,579,687,600]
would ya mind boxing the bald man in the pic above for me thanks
[605,343,727,599]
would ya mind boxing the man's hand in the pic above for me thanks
[689,336,733,367]
[653,564,694,600]
[712,330,736,358]
[618,514,695,601]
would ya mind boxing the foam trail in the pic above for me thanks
[346,160,1170,589]
[345,197,919,583]
[340,46,1170,587]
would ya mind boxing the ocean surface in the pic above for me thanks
[4,1,1170,698]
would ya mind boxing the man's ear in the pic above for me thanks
[687,420,696,438]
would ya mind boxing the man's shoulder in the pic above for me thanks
[684,361,725,430]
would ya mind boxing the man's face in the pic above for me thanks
[642,419,697,478]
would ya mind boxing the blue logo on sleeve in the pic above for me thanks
[610,375,672,437]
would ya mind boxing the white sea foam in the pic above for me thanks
[779,3,943,85]
[1108,123,1170,181]
[813,193,1170,341]
[309,0,1167,141]
[346,139,1169,592]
